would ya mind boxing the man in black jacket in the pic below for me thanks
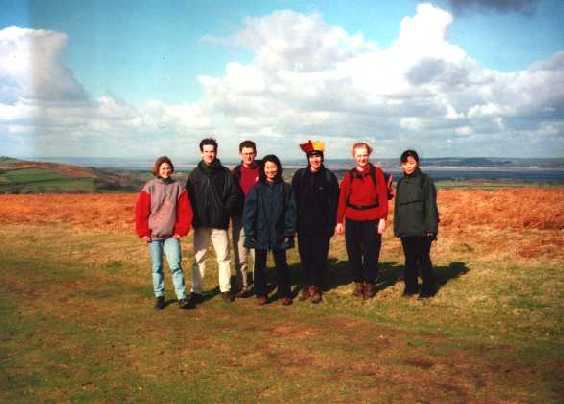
[186,138,241,303]
[292,140,339,303]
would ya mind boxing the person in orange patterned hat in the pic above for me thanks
[292,140,339,304]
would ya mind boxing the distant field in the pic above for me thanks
[0,189,562,402]
[0,158,146,193]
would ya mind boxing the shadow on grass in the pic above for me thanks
[285,259,470,297]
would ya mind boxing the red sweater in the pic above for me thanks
[337,165,389,223]
[238,164,260,197]
[135,178,193,239]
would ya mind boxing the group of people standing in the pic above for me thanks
[135,138,439,310]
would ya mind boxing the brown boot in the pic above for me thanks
[364,282,376,299]
[310,287,322,304]
[352,282,364,298]
[281,297,293,306]
[299,286,311,301]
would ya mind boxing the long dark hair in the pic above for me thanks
[259,154,283,183]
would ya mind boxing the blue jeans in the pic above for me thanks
[149,237,186,299]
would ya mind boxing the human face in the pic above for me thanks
[264,161,278,182]
[240,147,256,167]
[353,146,370,170]
[201,144,217,165]
[401,156,418,175]
[158,162,172,179]
[308,153,322,172]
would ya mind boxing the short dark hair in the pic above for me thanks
[199,138,218,152]
[239,140,257,153]
[259,154,283,182]
[400,149,420,163]
[152,156,174,176]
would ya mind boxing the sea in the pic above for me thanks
[30,156,564,184]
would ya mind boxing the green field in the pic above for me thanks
[0,168,97,193]
[0,218,562,402]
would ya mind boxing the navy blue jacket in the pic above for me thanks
[243,179,297,251]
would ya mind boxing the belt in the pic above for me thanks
[347,203,378,210]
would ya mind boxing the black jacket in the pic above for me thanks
[186,159,241,230]
[393,169,439,238]
[243,179,297,251]
[291,166,339,236]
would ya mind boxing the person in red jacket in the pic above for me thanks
[135,156,193,310]
[335,142,389,299]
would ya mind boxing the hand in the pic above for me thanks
[282,236,294,249]
[377,219,386,235]
[173,234,181,239]
[335,223,344,235]
[142,236,151,243]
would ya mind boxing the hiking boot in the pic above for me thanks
[310,287,322,304]
[221,291,234,303]
[298,286,311,301]
[281,297,293,306]
[352,282,364,298]
[364,283,376,299]
[235,286,252,298]
[257,295,268,306]
[154,296,166,310]
[178,298,193,310]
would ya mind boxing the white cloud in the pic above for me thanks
[1,3,563,159]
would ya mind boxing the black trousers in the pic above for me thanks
[254,249,290,298]
[345,219,382,284]
[298,234,330,288]
[400,236,436,293]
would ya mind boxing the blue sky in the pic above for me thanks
[1,0,563,159]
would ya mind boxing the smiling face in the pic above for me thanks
[264,161,279,182]
[308,153,322,172]
[240,146,256,167]
[158,162,172,179]
[401,156,418,175]
[201,144,217,165]
[353,146,370,169]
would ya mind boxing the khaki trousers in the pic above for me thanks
[231,215,254,289]
[191,227,231,293]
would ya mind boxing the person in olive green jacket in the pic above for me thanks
[393,150,439,298]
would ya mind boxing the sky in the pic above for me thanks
[1,0,563,160]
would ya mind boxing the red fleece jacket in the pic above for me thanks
[337,165,389,223]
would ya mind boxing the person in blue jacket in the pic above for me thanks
[243,154,297,306]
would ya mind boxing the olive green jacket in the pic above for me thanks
[393,169,439,238]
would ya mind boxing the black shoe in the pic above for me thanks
[402,287,419,297]
[178,298,193,310]
[187,292,204,306]
[418,287,437,299]
[154,296,166,310]
[221,291,234,303]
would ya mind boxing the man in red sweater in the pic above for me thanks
[335,142,389,299]
[232,140,260,297]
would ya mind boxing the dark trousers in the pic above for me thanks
[254,249,290,298]
[298,234,330,288]
[400,236,436,293]
[345,219,382,284]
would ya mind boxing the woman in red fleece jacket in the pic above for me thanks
[135,156,193,310]
[335,142,389,299]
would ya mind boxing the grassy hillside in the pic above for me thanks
[0,190,562,402]
[0,157,147,193]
